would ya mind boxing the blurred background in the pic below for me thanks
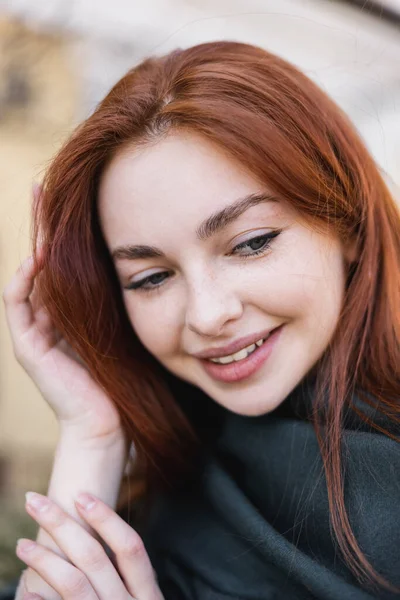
[0,0,399,592]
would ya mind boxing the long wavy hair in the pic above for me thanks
[31,41,399,592]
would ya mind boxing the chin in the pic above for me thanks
[199,384,286,417]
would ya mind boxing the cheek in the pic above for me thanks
[283,250,346,337]
[124,299,179,357]
[247,246,346,325]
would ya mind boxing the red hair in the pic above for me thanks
[31,41,400,592]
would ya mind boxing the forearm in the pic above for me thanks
[40,429,127,540]
[15,430,128,599]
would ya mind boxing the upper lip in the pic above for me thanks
[192,326,281,360]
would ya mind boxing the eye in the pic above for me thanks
[125,230,282,294]
[231,230,281,257]
[125,271,170,292]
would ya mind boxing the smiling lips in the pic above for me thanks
[198,325,284,384]
[208,336,268,364]
[192,326,280,361]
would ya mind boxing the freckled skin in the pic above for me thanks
[98,131,354,417]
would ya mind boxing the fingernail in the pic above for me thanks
[25,491,50,512]
[32,181,41,198]
[75,493,96,510]
[16,538,36,552]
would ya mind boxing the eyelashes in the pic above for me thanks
[125,230,282,293]
[231,230,280,257]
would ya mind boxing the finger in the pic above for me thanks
[32,181,42,209]
[16,539,98,600]
[23,593,44,600]
[31,183,45,259]
[75,493,162,600]
[24,493,129,600]
[2,252,44,340]
[32,304,56,337]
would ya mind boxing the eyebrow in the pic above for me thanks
[111,192,278,261]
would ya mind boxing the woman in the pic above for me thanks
[3,40,399,599]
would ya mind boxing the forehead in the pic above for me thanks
[97,131,284,245]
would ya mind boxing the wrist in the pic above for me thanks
[58,421,128,455]
[42,429,129,523]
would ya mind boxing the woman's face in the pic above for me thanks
[98,131,352,416]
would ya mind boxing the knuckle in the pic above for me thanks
[89,506,109,526]
[30,544,46,563]
[76,540,107,572]
[46,505,67,528]
[13,345,26,363]
[63,571,92,598]
[119,531,146,559]
[2,285,12,303]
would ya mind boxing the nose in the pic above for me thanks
[185,274,243,338]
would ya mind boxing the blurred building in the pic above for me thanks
[0,16,78,480]
[0,15,79,586]
[0,0,399,531]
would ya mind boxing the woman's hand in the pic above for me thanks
[16,491,163,600]
[2,184,125,447]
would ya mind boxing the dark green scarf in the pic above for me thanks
[138,375,400,599]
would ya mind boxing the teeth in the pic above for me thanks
[209,337,266,364]
[216,355,235,364]
[232,345,255,361]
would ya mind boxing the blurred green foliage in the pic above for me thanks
[0,492,45,588]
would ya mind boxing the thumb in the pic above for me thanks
[32,181,42,208]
